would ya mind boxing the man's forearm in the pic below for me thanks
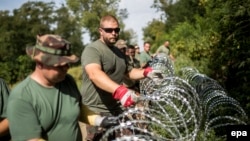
[88,68,120,93]
[0,118,9,136]
[128,68,145,80]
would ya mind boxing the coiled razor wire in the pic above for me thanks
[100,53,247,141]
[149,53,175,77]
[179,67,248,137]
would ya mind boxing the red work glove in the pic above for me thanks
[113,85,139,107]
[143,67,163,79]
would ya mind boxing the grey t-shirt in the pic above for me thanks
[156,45,170,55]
[139,51,152,67]
[81,40,132,115]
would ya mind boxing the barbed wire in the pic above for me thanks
[101,53,247,141]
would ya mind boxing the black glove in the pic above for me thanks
[100,116,119,128]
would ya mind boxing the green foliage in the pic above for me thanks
[0,1,84,85]
[68,66,83,89]
[202,0,250,122]
[54,5,84,60]
[150,0,250,136]
[15,55,34,81]
[142,19,167,51]
[196,130,225,141]
[66,0,130,41]
[65,0,135,43]
[150,19,216,75]
[1,0,250,138]
[152,0,206,30]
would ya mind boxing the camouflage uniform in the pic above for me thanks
[123,56,140,91]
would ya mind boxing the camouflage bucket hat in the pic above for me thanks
[115,39,127,49]
[26,34,79,66]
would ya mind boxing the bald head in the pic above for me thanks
[98,15,120,46]
[100,15,119,28]
[164,41,170,47]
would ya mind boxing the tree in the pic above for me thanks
[142,19,167,52]
[0,1,84,84]
[0,1,54,84]
[54,4,84,61]
[66,0,130,41]
[148,0,250,123]
[152,0,205,30]
[205,0,250,121]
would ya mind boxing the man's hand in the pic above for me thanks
[100,116,119,128]
[113,85,139,107]
[94,116,118,128]
[143,67,163,79]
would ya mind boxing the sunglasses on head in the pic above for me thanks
[100,27,120,33]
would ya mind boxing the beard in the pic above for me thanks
[103,36,119,47]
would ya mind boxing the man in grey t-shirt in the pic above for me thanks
[81,15,163,140]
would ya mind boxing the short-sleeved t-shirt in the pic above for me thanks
[139,51,152,66]
[7,75,82,141]
[81,40,131,115]
[156,45,170,55]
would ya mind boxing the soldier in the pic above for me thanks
[156,40,175,61]
[81,15,163,140]
[139,41,153,68]
[7,34,82,141]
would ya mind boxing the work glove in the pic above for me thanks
[99,116,119,128]
[143,67,163,79]
[113,85,139,107]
